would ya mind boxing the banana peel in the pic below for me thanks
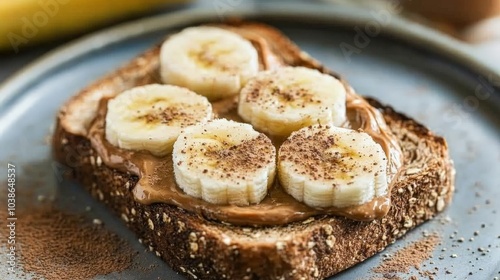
[0,0,190,52]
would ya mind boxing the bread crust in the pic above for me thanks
[53,22,455,280]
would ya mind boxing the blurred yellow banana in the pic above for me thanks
[0,0,190,52]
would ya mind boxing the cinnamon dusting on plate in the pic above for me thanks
[373,234,440,279]
[0,194,137,280]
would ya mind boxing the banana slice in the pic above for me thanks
[172,119,276,206]
[105,84,212,156]
[238,66,346,137]
[278,125,388,208]
[160,26,259,100]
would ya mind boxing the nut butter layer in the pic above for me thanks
[89,98,394,225]
[79,24,402,226]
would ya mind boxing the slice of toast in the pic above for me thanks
[53,22,455,279]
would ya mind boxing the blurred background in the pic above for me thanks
[1,0,500,83]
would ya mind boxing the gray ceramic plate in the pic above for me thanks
[1,3,499,279]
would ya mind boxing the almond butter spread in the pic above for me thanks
[87,32,403,226]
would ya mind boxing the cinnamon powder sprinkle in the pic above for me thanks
[187,133,274,179]
[373,234,440,276]
[0,205,137,280]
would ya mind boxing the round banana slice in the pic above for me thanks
[105,84,212,156]
[172,119,276,206]
[278,125,388,208]
[160,26,259,101]
[238,66,346,137]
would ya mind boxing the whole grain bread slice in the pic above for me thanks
[53,22,455,280]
